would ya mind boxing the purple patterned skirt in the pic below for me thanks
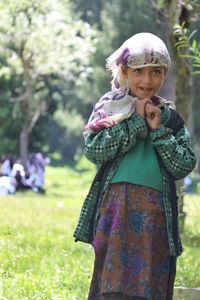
[88,183,176,300]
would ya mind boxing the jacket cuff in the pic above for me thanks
[150,125,173,142]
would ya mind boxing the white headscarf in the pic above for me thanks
[107,32,171,93]
[85,33,173,135]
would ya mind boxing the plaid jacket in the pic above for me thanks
[73,106,196,256]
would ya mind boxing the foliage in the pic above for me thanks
[0,0,95,79]
[0,161,200,299]
[51,109,85,162]
[174,24,200,74]
[0,0,96,160]
[0,99,20,155]
[73,0,102,26]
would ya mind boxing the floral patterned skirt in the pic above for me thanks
[88,183,176,300]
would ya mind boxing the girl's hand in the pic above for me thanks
[145,103,161,130]
[135,98,152,118]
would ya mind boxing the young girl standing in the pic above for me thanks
[74,32,196,300]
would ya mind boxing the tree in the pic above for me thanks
[174,24,200,172]
[73,0,102,27]
[0,0,96,166]
[151,0,200,230]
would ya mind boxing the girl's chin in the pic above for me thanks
[136,94,154,99]
[130,90,155,99]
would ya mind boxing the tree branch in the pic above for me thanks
[9,90,29,103]
[28,101,47,133]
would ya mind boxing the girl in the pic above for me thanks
[74,32,196,300]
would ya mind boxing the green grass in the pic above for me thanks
[176,193,200,287]
[0,158,199,299]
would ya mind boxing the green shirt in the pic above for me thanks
[111,133,163,191]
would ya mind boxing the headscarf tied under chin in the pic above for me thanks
[84,33,173,135]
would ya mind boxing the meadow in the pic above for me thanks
[0,157,199,300]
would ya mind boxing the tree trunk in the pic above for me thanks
[20,126,29,169]
[20,57,32,168]
[165,0,193,232]
[165,1,193,121]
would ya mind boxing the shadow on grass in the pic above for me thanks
[49,158,73,168]
[49,157,90,170]
[181,232,200,248]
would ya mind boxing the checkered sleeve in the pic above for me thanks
[151,124,197,179]
[84,112,147,164]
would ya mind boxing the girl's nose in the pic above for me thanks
[142,73,151,84]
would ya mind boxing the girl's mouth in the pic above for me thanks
[139,87,152,91]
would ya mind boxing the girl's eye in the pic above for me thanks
[133,68,142,74]
[153,69,162,74]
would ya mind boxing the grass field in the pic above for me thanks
[0,158,200,299]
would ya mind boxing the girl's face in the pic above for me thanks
[123,66,165,99]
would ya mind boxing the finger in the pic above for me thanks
[141,98,152,104]
[145,103,160,112]
[136,97,150,103]
[147,99,153,104]
[146,112,155,119]
[145,103,154,113]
